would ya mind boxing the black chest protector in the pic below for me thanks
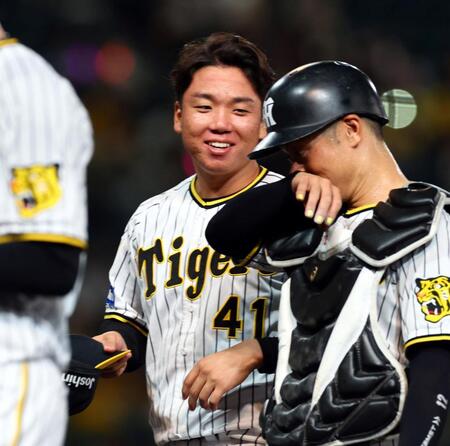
[261,183,448,446]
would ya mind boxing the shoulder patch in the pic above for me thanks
[11,164,62,218]
[416,276,450,323]
[105,285,116,309]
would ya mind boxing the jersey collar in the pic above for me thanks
[190,167,268,208]
[0,38,18,48]
[344,203,376,217]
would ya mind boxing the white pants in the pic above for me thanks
[0,359,67,446]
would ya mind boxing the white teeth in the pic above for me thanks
[427,298,442,314]
[209,142,231,148]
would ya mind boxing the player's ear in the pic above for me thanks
[341,114,362,148]
[173,101,182,134]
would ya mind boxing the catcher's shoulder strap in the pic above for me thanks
[350,182,450,267]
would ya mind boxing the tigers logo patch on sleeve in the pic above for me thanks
[10,164,62,218]
[415,276,450,323]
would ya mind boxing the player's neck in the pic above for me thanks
[349,149,408,208]
[194,162,262,199]
[0,26,8,40]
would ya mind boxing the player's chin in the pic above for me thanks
[204,156,253,175]
[201,161,237,175]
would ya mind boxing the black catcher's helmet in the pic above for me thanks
[250,61,388,159]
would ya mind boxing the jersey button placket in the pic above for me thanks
[179,300,196,361]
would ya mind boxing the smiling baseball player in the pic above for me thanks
[90,33,341,446]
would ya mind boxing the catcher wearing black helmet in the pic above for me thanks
[205,61,450,446]
[251,60,388,159]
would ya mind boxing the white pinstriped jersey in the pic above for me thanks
[105,168,285,444]
[322,207,450,446]
[0,39,92,369]
[0,39,93,248]
[258,203,450,446]
[332,207,450,362]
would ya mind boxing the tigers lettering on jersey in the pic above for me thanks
[106,171,285,443]
[138,236,253,301]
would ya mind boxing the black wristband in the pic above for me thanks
[98,317,147,372]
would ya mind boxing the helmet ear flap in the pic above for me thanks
[251,61,388,160]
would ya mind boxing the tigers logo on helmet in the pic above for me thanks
[263,97,276,127]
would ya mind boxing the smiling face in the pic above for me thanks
[174,65,265,183]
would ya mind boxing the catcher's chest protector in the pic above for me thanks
[262,252,404,446]
[261,182,449,446]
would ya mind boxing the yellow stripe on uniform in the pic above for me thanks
[190,167,268,207]
[0,38,18,48]
[11,362,29,446]
[104,314,148,337]
[345,203,376,216]
[0,233,87,249]
[404,335,450,350]
[233,242,262,267]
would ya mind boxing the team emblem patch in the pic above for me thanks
[415,276,450,323]
[263,97,276,127]
[10,164,62,218]
[106,285,116,309]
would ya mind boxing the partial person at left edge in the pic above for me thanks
[0,24,93,446]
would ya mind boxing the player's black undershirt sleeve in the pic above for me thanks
[257,336,279,374]
[98,318,147,372]
[0,241,81,297]
[206,173,312,261]
[399,343,450,446]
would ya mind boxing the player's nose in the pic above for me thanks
[209,108,232,133]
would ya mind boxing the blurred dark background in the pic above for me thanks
[2,0,450,444]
